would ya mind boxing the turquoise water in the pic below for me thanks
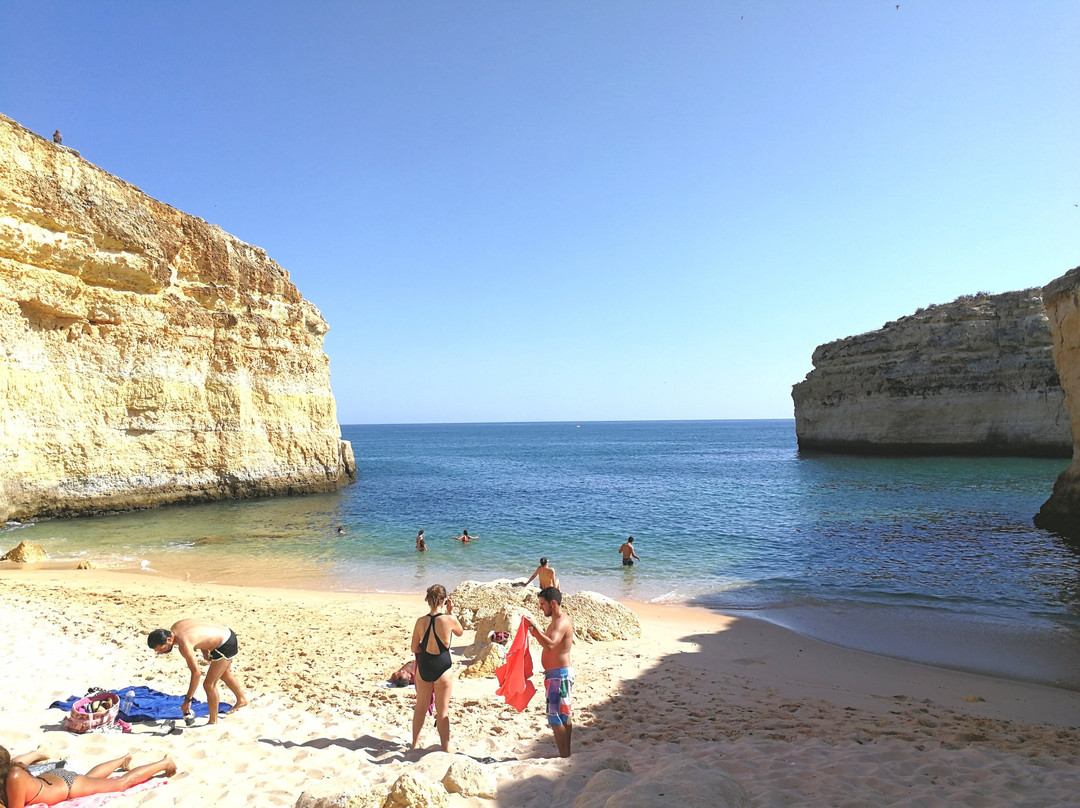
[8,420,1080,683]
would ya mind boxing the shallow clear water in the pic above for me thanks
[8,420,1080,682]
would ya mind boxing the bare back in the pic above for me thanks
[170,618,230,653]
[411,613,462,655]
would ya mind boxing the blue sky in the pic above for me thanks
[2,2,1077,424]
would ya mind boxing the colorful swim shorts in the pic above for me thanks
[544,666,574,726]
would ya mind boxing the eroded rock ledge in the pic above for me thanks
[792,289,1070,457]
[1033,266,1080,537]
[0,113,355,521]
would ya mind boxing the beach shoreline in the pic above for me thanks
[3,566,1080,806]
[8,555,1080,693]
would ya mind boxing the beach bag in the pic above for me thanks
[63,691,119,733]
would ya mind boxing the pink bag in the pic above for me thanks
[63,691,119,733]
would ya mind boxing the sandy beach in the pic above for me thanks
[3,565,1080,807]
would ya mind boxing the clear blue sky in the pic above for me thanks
[2,2,1077,424]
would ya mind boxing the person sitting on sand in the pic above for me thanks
[619,536,640,567]
[451,530,478,544]
[147,618,249,724]
[416,529,427,552]
[522,557,560,590]
[2,744,176,807]
[409,584,464,753]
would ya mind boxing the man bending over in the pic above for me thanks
[147,618,249,724]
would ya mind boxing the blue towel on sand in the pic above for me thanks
[51,686,231,721]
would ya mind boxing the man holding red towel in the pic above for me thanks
[524,587,575,757]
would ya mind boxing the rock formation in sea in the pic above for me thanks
[0,113,356,521]
[792,288,1071,457]
[1033,266,1080,537]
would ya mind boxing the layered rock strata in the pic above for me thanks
[0,113,355,521]
[792,289,1071,457]
[1033,267,1080,536]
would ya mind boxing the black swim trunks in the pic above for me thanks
[622,558,634,567]
[209,629,239,661]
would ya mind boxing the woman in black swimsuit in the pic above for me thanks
[408,584,463,753]
[2,745,177,807]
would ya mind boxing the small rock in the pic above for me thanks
[442,758,497,799]
[382,771,448,808]
[461,642,506,679]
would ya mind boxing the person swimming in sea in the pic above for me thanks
[451,530,478,544]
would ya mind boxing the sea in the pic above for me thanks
[6,419,1080,687]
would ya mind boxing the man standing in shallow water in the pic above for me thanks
[147,618,249,724]
[619,536,640,566]
[524,587,574,757]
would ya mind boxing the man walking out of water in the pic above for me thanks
[524,587,574,757]
[147,618,249,724]
[619,536,640,566]
[523,557,560,590]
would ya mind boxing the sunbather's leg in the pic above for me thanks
[69,755,176,798]
[85,753,132,778]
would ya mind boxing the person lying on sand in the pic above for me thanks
[390,659,417,687]
[147,618,249,724]
[2,744,176,808]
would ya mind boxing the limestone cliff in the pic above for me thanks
[1033,267,1080,536]
[0,113,355,521]
[792,289,1070,457]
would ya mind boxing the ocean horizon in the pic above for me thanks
[6,418,1080,688]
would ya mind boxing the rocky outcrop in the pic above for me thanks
[1034,267,1080,536]
[450,580,642,642]
[1,540,48,562]
[0,113,355,521]
[792,289,1070,456]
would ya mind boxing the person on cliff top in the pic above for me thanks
[618,536,640,567]
[520,557,560,590]
[416,529,427,551]
[523,587,575,757]
[451,530,478,544]
[147,618,249,724]
[52,130,61,144]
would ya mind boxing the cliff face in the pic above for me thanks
[0,113,355,521]
[1034,267,1080,536]
[791,289,1071,457]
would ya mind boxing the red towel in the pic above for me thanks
[495,616,536,711]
